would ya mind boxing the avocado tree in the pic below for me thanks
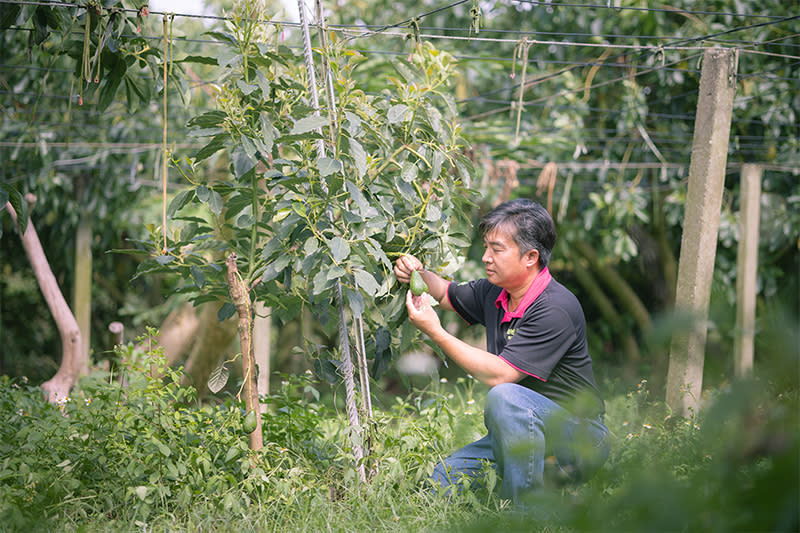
[136,1,476,459]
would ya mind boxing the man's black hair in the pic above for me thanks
[478,199,556,268]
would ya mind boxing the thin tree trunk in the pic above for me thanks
[73,208,92,376]
[573,239,653,334]
[5,197,82,403]
[158,301,201,366]
[226,253,263,451]
[653,186,677,307]
[569,252,641,376]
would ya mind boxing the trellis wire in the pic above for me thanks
[2,0,796,175]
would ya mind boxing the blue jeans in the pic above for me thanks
[431,383,610,505]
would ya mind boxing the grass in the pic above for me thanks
[0,332,797,532]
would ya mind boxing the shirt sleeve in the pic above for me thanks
[498,302,577,381]
[447,279,493,326]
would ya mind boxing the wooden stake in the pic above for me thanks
[734,164,761,377]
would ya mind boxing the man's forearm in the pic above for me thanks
[426,326,523,386]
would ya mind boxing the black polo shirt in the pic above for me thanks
[447,274,605,419]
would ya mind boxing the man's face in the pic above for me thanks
[481,226,538,289]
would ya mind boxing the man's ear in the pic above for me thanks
[526,249,539,268]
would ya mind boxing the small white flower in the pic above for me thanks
[466,398,475,405]
[439,378,448,383]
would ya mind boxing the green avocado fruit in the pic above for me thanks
[243,409,258,434]
[410,270,428,296]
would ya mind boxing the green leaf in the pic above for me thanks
[426,204,441,222]
[388,104,410,124]
[345,181,369,214]
[262,254,292,282]
[345,288,364,318]
[401,162,418,182]
[291,115,328,135]
[153,437,172,457]
[325,266,346,281]
[260,113,274,154]
[255,70,270,95]
[304,237,319,255]
[207,362,229,393]
[235,213,256,228]
[232,146,256,178]
[318,157,342,178]
[167,189,195,218]
[218,302,236,321]
[371,326,393,378]
[431,149,444,180]
[190,265,205,288]
[208,191,223,215]
[97,58,126,111]
[1,185,27,235]
[236,79,258,95]
[312,358,339,384]
[349,138,367,178]
[353,268,380,297]
[0,3,22,30]
[241,135,257,159]
[345,111,361,136]
[328,237,350,263]
[213,46,240,68]
[188,110,227,128]
[196,185,210,202]
[194,134,226,163]
[178,55,218,65]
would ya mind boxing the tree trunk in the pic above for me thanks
[569,252,641,377]
[226,253,263,451]
[73,208,92,376]
[158,301,201,367]
[5,197,82,403]
[652,187,678,309]
[573,239,653,334]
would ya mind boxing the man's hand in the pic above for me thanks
[394,254,423,284]
[405,289,442,337]
[395,254,454,312]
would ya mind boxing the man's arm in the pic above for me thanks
[404,291,525,386]
[394,255,453,311]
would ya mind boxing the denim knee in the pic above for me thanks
[484,382,522,427]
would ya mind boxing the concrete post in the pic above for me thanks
[734,164,761,377]
[666,47,738,417]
